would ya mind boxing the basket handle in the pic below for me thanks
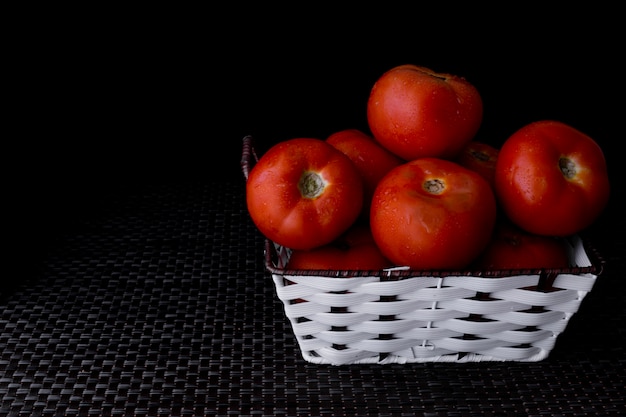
[241,135,258,181]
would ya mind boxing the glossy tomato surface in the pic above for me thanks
[326,128,404,219]
[494,120,610,236]
[286,223,393,270]
[367,64,483,161]
[370,158,497,270]
[246,138,363,250]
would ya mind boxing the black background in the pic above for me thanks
[11,6,624,260]
[5,8,625,416]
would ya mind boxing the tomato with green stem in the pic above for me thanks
[246,138,364,250]
[494,120,610,236]
[370,158,497,270]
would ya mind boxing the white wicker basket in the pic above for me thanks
[242,136,604,365]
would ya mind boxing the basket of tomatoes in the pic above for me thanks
[240,64,609,365]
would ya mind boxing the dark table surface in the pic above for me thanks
[6,8,626,416]
[2,171,625,416]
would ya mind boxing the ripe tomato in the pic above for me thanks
[455,141,499,189]
[494,120,610,236]
[472,220,570,270]
[370,158,497,270]
[326,128,404,219]
[286,223,393,270]
[366,64,483,161]
[246,138,363,250]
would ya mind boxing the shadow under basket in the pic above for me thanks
[242,135,605,365]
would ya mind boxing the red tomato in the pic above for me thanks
[472,220,570,270]
[494,120,610,236]
[326,128,404,219]
[455,141,499,189]
[286,223,393,270]
[367,64,483,161]
[370,158,497,270]
[246,138,363,250]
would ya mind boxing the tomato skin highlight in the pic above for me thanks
[367,64,483,161]
[246,138,364,250]
[494,120,610,236]
[370,158,497,270]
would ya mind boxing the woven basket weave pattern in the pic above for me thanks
[242,136,603,365]
[268,236,599,365]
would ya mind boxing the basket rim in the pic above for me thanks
[263,235,605,279]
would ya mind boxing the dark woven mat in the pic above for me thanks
[1,181,625,417]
